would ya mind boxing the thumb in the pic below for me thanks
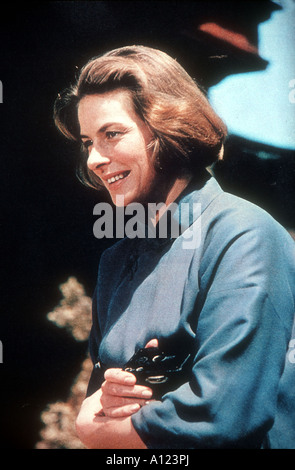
[145,338,159,348]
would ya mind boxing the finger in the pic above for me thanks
[103,403,144,418]
[101,394,148,410]
[145,338,159,348]
[101,380,153,399]
[104,368,137,385]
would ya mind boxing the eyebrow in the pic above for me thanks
[80,122,128,139]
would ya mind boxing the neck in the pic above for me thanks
[165,175,192,205]
[150,175,192,226]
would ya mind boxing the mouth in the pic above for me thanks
[106,171,130,186]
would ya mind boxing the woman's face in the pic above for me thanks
[78,89,157,206]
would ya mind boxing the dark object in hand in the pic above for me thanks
[123,347,191,399]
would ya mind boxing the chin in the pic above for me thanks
[111,192,134,207]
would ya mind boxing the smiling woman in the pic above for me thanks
[53,45,295,449]
[54,45,226,195]
[77,90,157,206]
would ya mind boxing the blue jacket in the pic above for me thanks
[89,176,295,449]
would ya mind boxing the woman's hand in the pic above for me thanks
[75,387,147,449]
[100,338,158,418]
[100,368,153,418]
[76,339,158,448]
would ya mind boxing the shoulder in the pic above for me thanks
[191,177,286,241]
[198,185,295,317]
[203,183,293,250]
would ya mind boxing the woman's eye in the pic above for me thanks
[106,131,121,140]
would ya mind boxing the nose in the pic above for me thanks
[87,146,110,172]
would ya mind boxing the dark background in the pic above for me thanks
[0,1,294,449]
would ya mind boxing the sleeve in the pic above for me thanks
[85,284,105,397]
[131,211,294,448]
[88,284,101,366]
[86,239,136,397]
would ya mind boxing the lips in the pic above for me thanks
[105,170,130,185]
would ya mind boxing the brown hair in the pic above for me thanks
[54,45,227,189]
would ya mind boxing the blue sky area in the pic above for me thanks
[208,0,295,150]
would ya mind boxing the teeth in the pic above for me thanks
[107,172,128,184]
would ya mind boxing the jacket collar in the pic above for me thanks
[135,172,223,243]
